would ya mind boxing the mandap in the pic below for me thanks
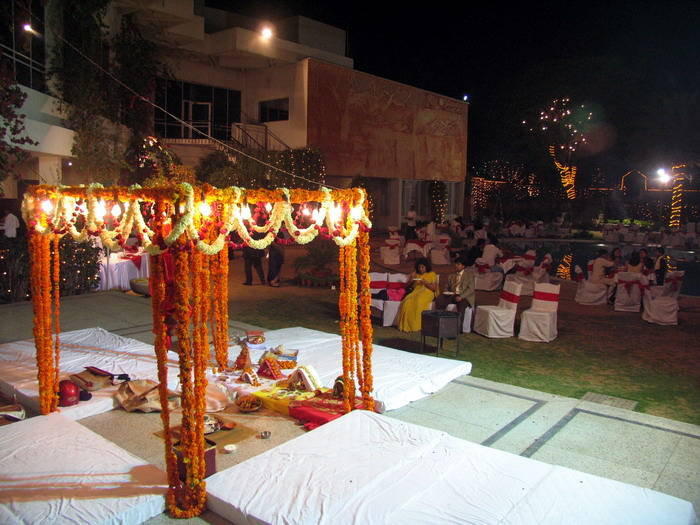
[21,182,375,518]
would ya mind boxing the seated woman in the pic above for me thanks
[626,251,642,273]
[396,258,438,332]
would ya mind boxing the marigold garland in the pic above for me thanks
[358,229,375,411]
[51,234,61,405]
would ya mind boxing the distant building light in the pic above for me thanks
[67,161,73,166]
[261,27,273,41]
[463,94,469,101]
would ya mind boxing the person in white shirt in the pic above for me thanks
[591,249,615,285]
[0,210,20,238]
[479,238,503,267]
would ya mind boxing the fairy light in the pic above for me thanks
[668,164,686,228]
[523,98,591,200]
[556,254,573,281]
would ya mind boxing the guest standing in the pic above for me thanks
[654,247,668,285]
[0,210,19,238]
[267,239,285,287]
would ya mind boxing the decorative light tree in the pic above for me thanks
[523,98,592,200]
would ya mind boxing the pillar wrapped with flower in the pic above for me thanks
[21,182,375,518]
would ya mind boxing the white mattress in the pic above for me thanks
[235,327,472,412]
[0,412,166,525]
[0,328,180,420]
[206,410,697,525]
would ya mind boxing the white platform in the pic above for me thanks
[206,410,697,525]
[0,412,166,525]
[234,327,472,413]
[0,328,180,420]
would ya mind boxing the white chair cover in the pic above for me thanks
[474,281,522,338]
[519,283,561,342]
[575,280,608,305]
[380,239,401,265]
[642,272,684,325]
[404,240,431,258]
[613,272,645,312]
[430,235,451,265]
[533,253,552,285]
[445,304,474,333]
[475,266,503,291]
[382,273,411,327]
[369,272,389,315]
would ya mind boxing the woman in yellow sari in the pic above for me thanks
[397,258,438,332]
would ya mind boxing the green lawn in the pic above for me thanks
[229,287,700,425]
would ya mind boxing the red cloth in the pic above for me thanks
[533,291,559,302]
[289,391,370,430]
[516,266,534,275]
[370,280,388,289]
[500,290,520,304]
[121,254,142,270]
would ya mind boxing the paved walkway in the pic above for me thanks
[1,292,698,523]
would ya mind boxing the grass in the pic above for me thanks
[230,286,700,425]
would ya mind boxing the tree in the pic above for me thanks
[0,61,38,193]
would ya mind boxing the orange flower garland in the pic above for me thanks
[357,229,375,411]
[212,245,229,368]
[51,235,61,403]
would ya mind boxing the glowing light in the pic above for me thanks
[199,202,212,217]
[23,23,32,32]
[463,94,469,101]
[311,209,321,225]
[95,200,106,220]
[241,205,252,221]
[350,206,363,221]
[261,27,273,40]
[110,204,122,217]
[329,204,342,225]
[41,200,53,214]
[301,206,311,216]
[264,202,272,213]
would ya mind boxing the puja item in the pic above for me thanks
[232,344,252,371]
[69,366,129,391]
[240,366,261,386]
[246,330,266,345]
[251,387,317,415]
[115,379,180,413]
[58,380,80,407]
[258,430,271,439]
[267,345,299,369]
[287,365,323,392]
[235,394,262,413]
[0,404,25,421]
[257,357,285,380]
[223,444,237,454]
[332,375,345,399]
[174,438,216,481]
[203,415,221,435]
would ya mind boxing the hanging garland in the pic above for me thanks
[23,183,375,518]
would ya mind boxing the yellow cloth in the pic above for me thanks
[252,386,316,415]
[396,271,437,332]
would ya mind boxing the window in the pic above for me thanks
[154,78,241,140]
[259,98,289,122]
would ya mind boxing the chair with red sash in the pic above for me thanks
[642,271,684,325]
[533,253,553,285]
[474,281,523,338]
[369,272,389,321]
[613,271,646,312]
[574,260,608,305]
[380,238,401,265]
[518,283,561,342]
[381,273,412,327]
[504,250,539,296]
[474,263,504,291]
[404,239,431,259]
[430,234,451,265]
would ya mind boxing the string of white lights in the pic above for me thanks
[16,3,339,190]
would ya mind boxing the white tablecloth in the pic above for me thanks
[98,252,149,291]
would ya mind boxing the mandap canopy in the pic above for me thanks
[22,182,375,517]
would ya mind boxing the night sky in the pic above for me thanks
[216,1,700,176]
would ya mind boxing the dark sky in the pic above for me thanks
[214,1,700,170]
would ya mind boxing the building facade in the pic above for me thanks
[2,1,468,229]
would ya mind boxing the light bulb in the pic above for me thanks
[350,206,363,221]
[95,200,106,220]
[241,206,252,221]
[111,204,122,217]
[41,200,53,214]
[199,202,212,217]
[329,204,342,225]
[264,202,272,213]
[302,206,311,216]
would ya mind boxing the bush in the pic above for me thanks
[0,236,101,304]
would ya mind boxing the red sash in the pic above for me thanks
[516,266,534,276]
[370,280,388,289]
[500,290,520,304]
[476,263,491,274]
[533,291,559,302]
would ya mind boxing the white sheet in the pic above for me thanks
[0,328,180,420]
[206,410,697,525]
[236,327,472,413]
[98,252,150,291]
[0,412,166,525]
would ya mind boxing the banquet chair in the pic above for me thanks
[518,282,561,342]
[504,250,543,296]
[380,239,401,265]
[474,264,504,291]
[369,272,389,320]
[642,271,684,325]
[430,234,451,265]
[445,302,474,333]
[474,281,523,338]
[379,273,411,327]
[575,260,608,305]
[613,272,645,312]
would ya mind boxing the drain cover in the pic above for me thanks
[581,392,638,411]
